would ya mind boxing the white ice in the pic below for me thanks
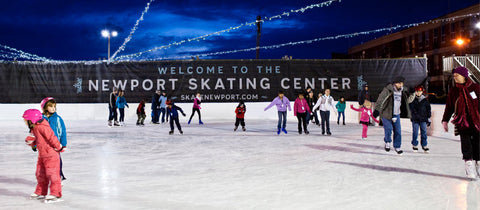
[0,103,479,210]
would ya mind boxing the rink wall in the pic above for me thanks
[0,102,454,136]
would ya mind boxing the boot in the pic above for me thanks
[465,160,478,180]
[234,126,238,131]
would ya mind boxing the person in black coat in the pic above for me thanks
[409,86,431,153]
[151,90,161,124]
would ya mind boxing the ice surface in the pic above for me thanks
[0,117,479,210]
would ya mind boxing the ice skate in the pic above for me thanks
[362,137,367,141]
[44,195,62,203]
[385,142,391,152]
[277,129,281,135]
[422,146,430,153]
[343,122,346,125]
[242,126,246,132]
[179,130,183,135]
[282,128,288,134]
[465,160,478,180]
[188,119,191,125]
[298,130,302,134]
[108,121,112,127]
[30,193,45,200]
[199,120,204,125]
[326,132,331,136]
[234,126,238,131]
[305,130,310,135]
[169,130,174,135]
[337,121,339,125]
[114,121,120,126]
[412,146,418,152]
[395,148,404,155]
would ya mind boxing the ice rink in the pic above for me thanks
[1,104,479,210]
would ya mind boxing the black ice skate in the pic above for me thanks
[412,146,418,152]
[395,148,403,155]
[234,126,238,131]
[169,130,174,135]
[242,126,246,132]
[179,130,183,135]
[422,146,430,153]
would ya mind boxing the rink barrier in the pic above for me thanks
[0,102,453,137]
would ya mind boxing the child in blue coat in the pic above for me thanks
[166,100,186,135]
[41,97,67,181]
[116,90,129,126]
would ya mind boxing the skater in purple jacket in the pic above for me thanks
[264,90,292,135]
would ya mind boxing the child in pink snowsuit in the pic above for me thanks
[350,100,379,140]
[23,109,64,201]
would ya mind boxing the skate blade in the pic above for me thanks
[44,199,63,203]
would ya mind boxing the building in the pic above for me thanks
[345,3,479,93]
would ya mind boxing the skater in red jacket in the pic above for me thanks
[234,101,246,131]
[23,109,65,202]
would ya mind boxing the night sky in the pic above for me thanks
[0,0,477,61]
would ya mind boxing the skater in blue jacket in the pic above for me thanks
[166,100,186,135]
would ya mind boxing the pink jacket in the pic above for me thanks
[193,97,201,109]
[293,98,311,116]
[350,105,379,123]
[31,120,62,158]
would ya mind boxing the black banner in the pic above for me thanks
[0,59,427,103]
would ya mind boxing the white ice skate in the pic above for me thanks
[44,195,62,203]
[384,142,391,152]
[476,161,480,177]
[465,160,478,180]
[30,193,45,200]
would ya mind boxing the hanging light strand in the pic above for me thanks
[0,44,51,61]
[110,0,155,60]
[114,0,341,60]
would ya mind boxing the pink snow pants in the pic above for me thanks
[362,124,368,138]
[35,155,62,197]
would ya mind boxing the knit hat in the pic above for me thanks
[453,66,469,78]
[393,76,405,83]
[414,85,424,91]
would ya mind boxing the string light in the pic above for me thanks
[0,44,51,61]
[114,0,341,60]
[130,12,480,61]
[110,0,155,60]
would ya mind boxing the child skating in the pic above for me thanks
[336,96,346,125]
[188,93,203,125]
[23,109,64,203]
[40,97,67,181]
[294,92,311,134]
[409,86,431,153]
[264,90,292,135]
[234,101,246,132]
[351,100,379,140]
[166,100,186,135]
[136,99,146,126]
[115,90,129,126]
[313,89,336,135]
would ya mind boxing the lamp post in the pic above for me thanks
[101,29,118,62]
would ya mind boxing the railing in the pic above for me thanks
[443,54,480,83]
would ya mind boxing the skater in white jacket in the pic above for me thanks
[312,89,336,135]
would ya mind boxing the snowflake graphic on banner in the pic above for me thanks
[357,75,367,91]
[73,78,82,93]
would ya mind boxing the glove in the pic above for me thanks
[373,110,379,118]
[32,145,37,152]
[442,121,448,132]
[427,119,431,127]
[25,135,35,145]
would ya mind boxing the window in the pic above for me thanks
[441,25,446,43]
[450,23,455,39]
[433,28,439,48]
[460,20,465,37]
[425,31,430,48]
[418,33,423,50]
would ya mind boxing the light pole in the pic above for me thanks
[101,29,118,62]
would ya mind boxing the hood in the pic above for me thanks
[416,95,426,101]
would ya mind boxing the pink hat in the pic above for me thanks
[40,97,55,109]
[22,109,43,124]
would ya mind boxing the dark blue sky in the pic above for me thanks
[0,0,477,61]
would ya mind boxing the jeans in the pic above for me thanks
[296,112,308,132]
[382,115,402,149]
[306,111,319,125]
[152,108,160,123]
[170,117,182,131]
[320,111,330,133]
[412,121,427,147]
[118,108,125,122]
[108,106,117,121]
[277,111,287,130]
[160,107,169,123]
[337,111,345,123]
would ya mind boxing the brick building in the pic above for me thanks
[345,4,479,92]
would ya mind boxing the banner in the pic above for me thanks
[0,59,427,103]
